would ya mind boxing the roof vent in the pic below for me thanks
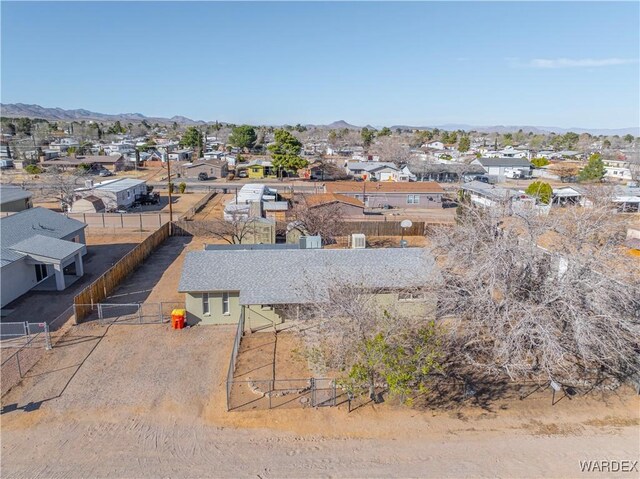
[351,233,366,249]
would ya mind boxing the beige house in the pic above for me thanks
[178,246,435,331]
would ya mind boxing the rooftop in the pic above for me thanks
[178,247,436,305]
[475,157,533,167]
[326,181,445,194]
[303,193,365,208]
[0,185,33,205]
[0,207,86,267]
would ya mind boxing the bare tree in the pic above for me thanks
[290,279,442,402]
[371,135,412,166]
[199,213,263,244]
[290,197,348,244]
[428,199,640,387]
[39,168,90,211]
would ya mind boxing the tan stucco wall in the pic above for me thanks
[185,291,241,325]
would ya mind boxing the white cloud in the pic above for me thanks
[526,58,637,68]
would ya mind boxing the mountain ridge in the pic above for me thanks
[1,103,637,136]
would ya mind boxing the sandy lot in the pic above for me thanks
[1,230,638,478]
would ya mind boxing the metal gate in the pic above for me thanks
[97,303,141,325]
[311,378,337,407]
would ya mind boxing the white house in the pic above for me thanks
[1,208,87,307]
[471,157,533,181]
[75,178,148,211]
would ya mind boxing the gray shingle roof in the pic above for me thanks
[1,207,86,267]
[0,185,33,205]
[10,234,84,261]
[476,157,532,168]
[178,248,436,305]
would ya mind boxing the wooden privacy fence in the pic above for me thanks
[341,220,427,236]
[73,222,171,322]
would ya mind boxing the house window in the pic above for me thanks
[407,195,420,204]
[222,292,230,315]
[399,291,425,301]
[34,264,48,282]
[202,293,210,316]
[127,191,131,198]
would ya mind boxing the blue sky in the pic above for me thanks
[1,2,639,128]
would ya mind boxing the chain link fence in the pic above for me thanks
[75,301,184,325]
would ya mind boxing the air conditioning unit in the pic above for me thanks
[299,235,322,249]
[351,233,366,249]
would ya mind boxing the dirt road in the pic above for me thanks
[1,321,638,478]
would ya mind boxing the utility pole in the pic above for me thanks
[166,149,173,232]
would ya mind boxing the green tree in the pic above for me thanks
[346,322,442,403]
[525,181,553,205]
[178,182,187,194]
[180,126,203,150]
[603,139,611,149]
[531,157,550,168]
[579,153,606,182]
[377,127,392,137]
[361,127,375,149]
[562,132,579,149]
[268,129,308,175]
[228,125,257,150]
[623,134,635,143]
[25,164,42,174]
[458,136,470,152]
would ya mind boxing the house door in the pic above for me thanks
[35,264,49,282]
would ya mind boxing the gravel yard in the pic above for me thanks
[1,230,638,478]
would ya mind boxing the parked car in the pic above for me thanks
[237,170,248,178]
[198,172,208,181]
[99,169,113,177]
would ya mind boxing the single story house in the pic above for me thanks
[460,180,545,215]
[1,207,87,307]
[0,185,33,212]
[302,193,366,217]
[179,159,228,180]
[471,157,533,181]
[75,178,148,210]
[168,149,193,162]
[178,246,435,330]
[326,181,445,209]
[345,161,399,181]
[411,163,485,183]
[40,154,126,172]
[239,159,277,179]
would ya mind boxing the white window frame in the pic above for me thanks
[407,194,419,204]
[222,292,230,315]
[202,292,210,316]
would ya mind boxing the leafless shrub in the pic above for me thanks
[429,200,640,387]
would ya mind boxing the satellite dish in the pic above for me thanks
[400,219,413,228]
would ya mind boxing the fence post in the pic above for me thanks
[310,378,315,407]
[44,323,52,350]
[97,303,103,323]
[121,214,124,228]
[102,214,105,228]
[23,321,29,337]
[16,353,22,378]
[139,214,143,232]
[138,304,142,324]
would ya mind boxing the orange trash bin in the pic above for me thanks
[171,309,186,329]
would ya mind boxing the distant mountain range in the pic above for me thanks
[1,104,637,136]
[0,103,207,125]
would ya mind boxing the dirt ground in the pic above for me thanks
[1,231,639,477]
